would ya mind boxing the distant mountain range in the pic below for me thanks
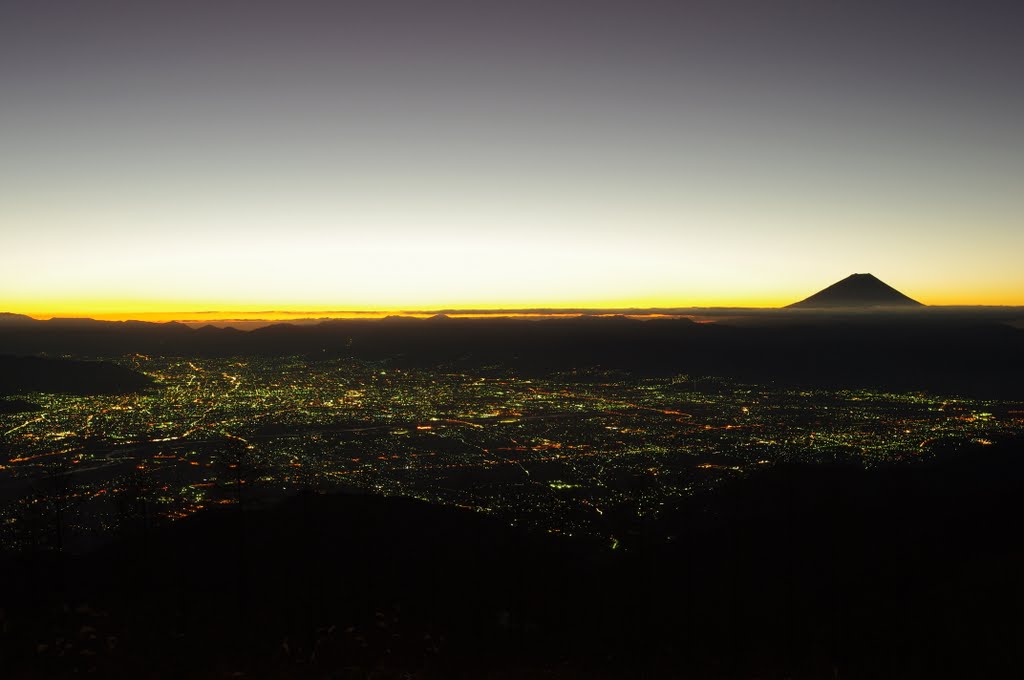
[3,276,1023,397]
[2,304,1024,398]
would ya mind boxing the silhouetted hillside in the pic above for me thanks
[788,273,923,308]
[0,398,41,414]
[0,313,37,326]
[1,313,1023,398]
[3,437,1022,678]
[0,356,155,396]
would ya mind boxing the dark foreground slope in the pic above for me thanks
[2,438,1022,679]
[0,355,154,397]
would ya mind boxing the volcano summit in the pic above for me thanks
[787,274,923,309]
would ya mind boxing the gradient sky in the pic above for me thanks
[3,0,1023,317]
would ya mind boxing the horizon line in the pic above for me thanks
[6,303,1024,326]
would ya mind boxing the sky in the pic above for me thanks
[2,0,1023,318]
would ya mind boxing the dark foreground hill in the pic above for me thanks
[0,398,42,414]
[0,355,154,396]
[2,437,1022,679]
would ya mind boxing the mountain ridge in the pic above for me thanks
[787,273,923,308]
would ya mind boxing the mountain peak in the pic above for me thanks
[787,273,923,309]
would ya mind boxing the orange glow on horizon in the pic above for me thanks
[6,289,1024,324]
[3,292,795,322]
[5,272,1023,325]
[8,306,772,324]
